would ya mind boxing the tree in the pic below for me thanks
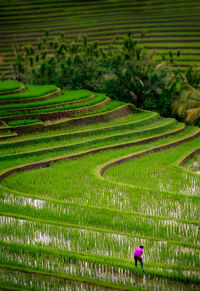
[104,31,180,115]
[172,84,200,125]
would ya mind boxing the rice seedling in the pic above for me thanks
[74,101,125,117]
[2,0,200,80]
[3,110,153,142]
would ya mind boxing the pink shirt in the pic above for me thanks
[134,247,143,256]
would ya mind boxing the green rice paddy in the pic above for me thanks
[0,80,199,289]
[0,81,22,93]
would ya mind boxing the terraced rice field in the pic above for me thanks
[0,81,199,290]
[1,0,200,78]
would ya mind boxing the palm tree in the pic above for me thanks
[172,84,200,125]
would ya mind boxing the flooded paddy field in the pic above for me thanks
[0,215,199,269]
[0,259,199,291]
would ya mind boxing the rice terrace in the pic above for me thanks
[0,0,200,290]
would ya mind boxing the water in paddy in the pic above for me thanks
[0,265,199,291]
[184,154,200,175]
[1,215,199,268]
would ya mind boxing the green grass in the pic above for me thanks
[0,120,199,288]
[0,130,12,136]
[0,84,199,289]
[0,126,197,207]
[0,214,199,266]
[1,244,197,290]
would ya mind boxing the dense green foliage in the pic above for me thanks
[12,31,200,124]
[173,84,200,126]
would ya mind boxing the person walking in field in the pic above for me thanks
[134,245,144,269]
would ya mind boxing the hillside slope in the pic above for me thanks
[1,0,200,78]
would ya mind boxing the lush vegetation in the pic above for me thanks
[10,30,200,125]
[2,0,200,125]
[1,0,200,80]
